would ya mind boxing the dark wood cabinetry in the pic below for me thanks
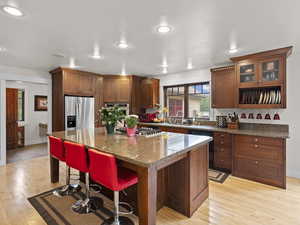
[140,78,160,108]
[211,46,292,109]
[231,46,292,109]
[211,66,236,108]
[103,77,130,103]
[50,68,103,131]
[233,134,286,188]
[213,132,232,172]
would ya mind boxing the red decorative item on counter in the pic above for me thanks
[126,127,137,137]
[265,113,271,120]
[248,113,254,119]
[241,113,247,119]
[274,113,280,120]
[256,113,262,120]
[139,113,158,122]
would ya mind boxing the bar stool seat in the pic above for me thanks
[88,149,138,225]
[49,136,81,197]
[64,141,102,214]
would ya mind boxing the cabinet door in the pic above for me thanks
[211,67,236,108]
[63,72,95,96]
[116,78,130,102]
[141,78,154,108]
[258,56,284,86]
[79,74,95,96]
[103,78,117,102]
[237,61,258,88]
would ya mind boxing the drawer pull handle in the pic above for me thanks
[220,148,224,152]
[220,134,225,137]
[255,161,259,164]
[220,141,224,145]
[254,144,259,148]
[254,138,258,142]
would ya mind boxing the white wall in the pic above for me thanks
[155,53,300,179]
[0,65,51,166]
[6,81,49,145]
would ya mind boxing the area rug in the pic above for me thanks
[208,169,229,183]
[28,187,138,225]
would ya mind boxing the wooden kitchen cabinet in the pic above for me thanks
[211,66,236,108]
[140,78,160,108]
[63,70,96,96]
[231,46,292,109]
[233,134,286,188]
[213,132,232,172]
[103,77,130,103]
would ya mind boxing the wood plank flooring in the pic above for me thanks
[0,156,300,225]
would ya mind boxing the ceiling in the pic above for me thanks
[0,0,298,76]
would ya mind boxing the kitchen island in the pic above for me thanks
[49,128,212,225]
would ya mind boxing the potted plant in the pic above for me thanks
[125,115,139,137]
[100,106,125,134]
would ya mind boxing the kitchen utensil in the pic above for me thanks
[216,116,227,128]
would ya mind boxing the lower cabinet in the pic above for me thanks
[213,132,232,172]
[233,135,286,188]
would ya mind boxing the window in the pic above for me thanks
[164,82,210,119]
[165,86,185,117]
[188,83,210,119]
[17,90,25,121]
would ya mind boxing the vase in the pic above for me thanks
[126,127,137,137]
[106,124,115,134]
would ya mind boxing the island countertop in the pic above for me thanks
[50,128,213,168]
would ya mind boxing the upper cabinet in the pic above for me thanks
[211,66,236,108]
[140,78,160,108]
[103,77,130,103]
[230,46,292,109]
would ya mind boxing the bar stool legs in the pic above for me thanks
[72,173,103,214]
[102,191,134,225]
[53,166,81,197]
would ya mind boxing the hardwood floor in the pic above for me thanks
[7,143,48,164]
[0,156,300,225]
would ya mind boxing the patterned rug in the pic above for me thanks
[28,187,138,225]
[208,169,229,183]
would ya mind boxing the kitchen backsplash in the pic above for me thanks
[214,108,287,125]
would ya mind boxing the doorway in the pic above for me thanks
[6,88,23,150]
[5,81,49,164]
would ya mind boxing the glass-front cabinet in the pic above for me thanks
[258,56,283,86]
[237,57,284,87]
[237,61,258,87]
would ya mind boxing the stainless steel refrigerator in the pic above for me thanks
[65,96,95,130]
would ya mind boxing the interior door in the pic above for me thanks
[6,88,18,150]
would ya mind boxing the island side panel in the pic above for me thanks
[188,144,209,216]
[166,143,209,217]
[50,155,59,183]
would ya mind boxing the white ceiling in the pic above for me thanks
[0,0,298,76]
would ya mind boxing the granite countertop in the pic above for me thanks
[50,128,212,167]
[138,122,290,139]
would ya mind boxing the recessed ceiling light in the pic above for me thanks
[229,48,238,54]
[161,63,168,68]
[89,54,102,60]
[187,62,193,70]
[1,5,24,17]
[157,25,172,34]
[0,46,7,52]
[69,58,77,68]
[162,68,168,74]
[116,40,129,49]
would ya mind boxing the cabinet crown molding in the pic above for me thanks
[230,46,293,62]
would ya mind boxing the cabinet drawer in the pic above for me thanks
[214,154,232,171]
[214,134,232,148]
[235,142,283,163]
[234,157,284,188]
[214,146,231,157]
[235,135,283,147]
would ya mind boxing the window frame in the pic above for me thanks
[164,81,210,119]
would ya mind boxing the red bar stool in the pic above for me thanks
[64,141,102,214]
[88,149,138,225]
[49,136,81,197]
